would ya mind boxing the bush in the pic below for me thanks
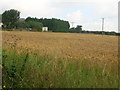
[27,21,43,31]
[15,21,29,29]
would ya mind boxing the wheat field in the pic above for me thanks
[3,31,118,61]
[2,31,119,88]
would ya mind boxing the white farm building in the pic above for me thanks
[42,27,48,32]
[0,22,3,28]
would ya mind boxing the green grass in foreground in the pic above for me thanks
[2,48,118,88]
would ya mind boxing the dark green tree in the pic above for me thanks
[14,21,29,29]
[25,17,40,22]
[2,9,20,28]
[69,25,82,33]
[25,17,70,32]
[27,21,43,31]
[39,18,70,32]
[75,25,82,33]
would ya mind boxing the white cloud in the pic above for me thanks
[0,0,61,18]
[51,0,118,32]
[94,0,118,18]
[52,0,118,18]
[65,10,84,22]
[0,0,118,32]
[82,21,101,31]
[82,20,118,32]
[1,0,119,18]
[1,0,118,19]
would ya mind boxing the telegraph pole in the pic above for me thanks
[71,22,75,28]
[102,18,104,35]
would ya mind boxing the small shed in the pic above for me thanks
[42,27,48,32]
[0,23,3,28]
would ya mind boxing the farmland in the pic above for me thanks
[2,31,118,88]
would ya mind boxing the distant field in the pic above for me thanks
[2,31,118,88]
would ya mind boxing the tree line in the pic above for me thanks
[2,9,71,32]
[25,17,70,32]
[1,9,120,36]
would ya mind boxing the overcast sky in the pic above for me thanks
[0,0,119,32]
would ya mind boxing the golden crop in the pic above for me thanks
[2,31,119,88]
[2,31,118,64]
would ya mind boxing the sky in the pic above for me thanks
[0,0,119,32]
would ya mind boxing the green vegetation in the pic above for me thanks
[2,48,118,88]
[2,9,70,32]
[68,25,82,33]
[2,9,20,29]
[26,17,70,32]
[2,31,118,88]
[1,9,120,36]
[14,21,29,29]
[14,21,43,31]
[80,30,118,35]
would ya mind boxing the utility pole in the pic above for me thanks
[102,18,104,35]
[71,22,75,28]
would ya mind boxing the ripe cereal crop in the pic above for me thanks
[2,31,118,88]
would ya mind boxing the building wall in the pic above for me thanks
[0,23,3,27]
[42,27,48,32]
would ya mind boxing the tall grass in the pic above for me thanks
[2,48,118,88]
[2,31,118,88]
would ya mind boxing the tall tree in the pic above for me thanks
[25,17,70,32]
[2,9,20,28]
[27,21,43,30]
